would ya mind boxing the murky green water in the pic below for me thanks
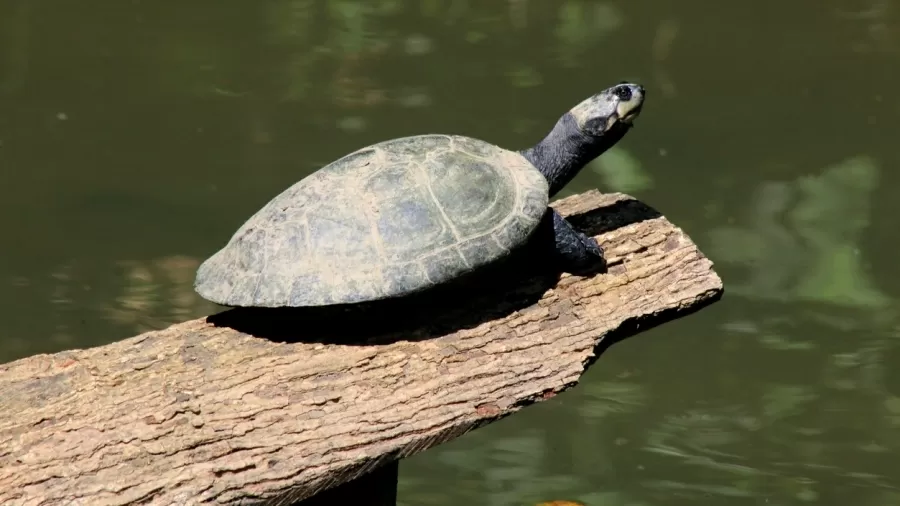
[3,0,900,504]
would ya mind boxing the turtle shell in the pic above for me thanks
[194,134,550,307]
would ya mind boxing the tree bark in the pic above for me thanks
[0,190,723,506]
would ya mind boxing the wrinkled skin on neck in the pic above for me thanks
[520,112,631,198]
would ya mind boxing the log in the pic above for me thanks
[0,190,723,506]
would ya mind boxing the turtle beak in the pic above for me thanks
[618,107,641,125]
[606,103,642,130]
[616,100,643,125]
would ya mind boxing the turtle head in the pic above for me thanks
[570,82,644,138]
[520,82,645,197]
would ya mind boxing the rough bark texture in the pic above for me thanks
[0,191,723,506]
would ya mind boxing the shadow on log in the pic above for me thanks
[0,190,723,506]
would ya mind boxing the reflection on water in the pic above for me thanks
[2,0,900,504]
[104,255,219,331]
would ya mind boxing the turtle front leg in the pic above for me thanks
[545,209,606,271]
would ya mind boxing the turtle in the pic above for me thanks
[194,82,645,308]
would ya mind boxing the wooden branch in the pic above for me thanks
[0,190,723,506]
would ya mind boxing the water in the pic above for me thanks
[2,0,899,504]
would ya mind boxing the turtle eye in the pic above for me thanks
[613,85,632,101]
